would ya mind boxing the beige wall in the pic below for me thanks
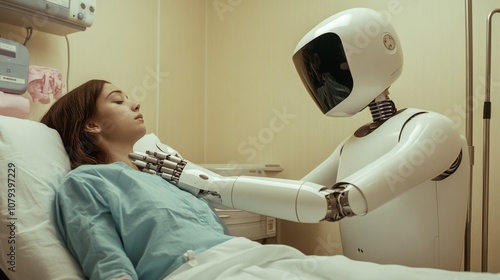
[0,0,159,133]
[158,0,206,162]
[2,0,499,274]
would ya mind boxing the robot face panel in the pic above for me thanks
[293,33,354,115]
[293,8,403,117]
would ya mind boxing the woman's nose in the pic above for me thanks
[133,102,141,111]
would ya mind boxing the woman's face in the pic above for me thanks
[88,83,146,144]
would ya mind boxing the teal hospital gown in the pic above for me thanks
[55,162,233,280]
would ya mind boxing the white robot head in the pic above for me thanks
[292,8,403,117]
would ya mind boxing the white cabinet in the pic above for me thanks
[215,207,276,241]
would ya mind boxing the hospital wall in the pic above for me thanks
[200,0,500,273]
[0,0,160,134]
[0,0,498,274]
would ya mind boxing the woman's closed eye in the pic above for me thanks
[111,97,126,104]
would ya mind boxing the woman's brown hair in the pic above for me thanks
[40,79,110,169]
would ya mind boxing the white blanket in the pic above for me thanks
[166,237,500,280]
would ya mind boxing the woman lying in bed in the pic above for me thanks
[41,79,234,280]
[41,79,500,280]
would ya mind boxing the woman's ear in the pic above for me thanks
[84,121,101,134]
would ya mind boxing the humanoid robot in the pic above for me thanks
[130,8,470,271]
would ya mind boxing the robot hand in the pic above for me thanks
[129,150,206,197]
[129,151,359,223]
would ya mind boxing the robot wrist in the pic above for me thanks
[323,183,356,222]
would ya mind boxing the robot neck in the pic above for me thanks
[354,90,398,137]
[368,90,397,123]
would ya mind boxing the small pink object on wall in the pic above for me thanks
[27,66,64,104]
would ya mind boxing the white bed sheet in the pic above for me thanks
[166,237,500,280]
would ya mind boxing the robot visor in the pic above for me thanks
[293,33,353,114]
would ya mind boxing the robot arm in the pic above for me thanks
[129,151,355,223]
[129,112,461,224]
[339,112,462,215]
[136,112,460,223]
[304,111,463,216]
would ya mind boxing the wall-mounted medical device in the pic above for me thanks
[0,38,29,94]
[0,0,96,36]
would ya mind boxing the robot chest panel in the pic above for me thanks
[338,115,408,177]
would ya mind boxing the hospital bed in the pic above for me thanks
[1,115,499,280]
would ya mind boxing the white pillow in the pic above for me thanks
[0,116,85,279]
[133,133,181,157]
